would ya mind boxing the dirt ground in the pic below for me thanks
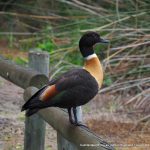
[0,76,57,150]
[0,76,150,150]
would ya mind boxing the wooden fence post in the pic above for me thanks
[76,106,83,122]
[24,51,49,150]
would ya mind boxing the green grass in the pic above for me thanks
[14,57,28,66]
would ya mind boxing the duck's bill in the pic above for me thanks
[99,38,109,43]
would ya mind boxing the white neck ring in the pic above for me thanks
[84,53,97,60]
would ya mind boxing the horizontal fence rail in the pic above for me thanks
[24,87,114,150]
[0,55,48,88]
[0,53,115,150]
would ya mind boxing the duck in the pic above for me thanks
[21,31,109,126]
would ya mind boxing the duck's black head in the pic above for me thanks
[79,31,109,58]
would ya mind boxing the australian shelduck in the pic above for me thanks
[21,31,109,126]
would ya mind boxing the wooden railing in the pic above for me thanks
[0,51,115,150]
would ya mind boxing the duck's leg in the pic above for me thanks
[73,107,78,124]
[68,108,74,124]
[73,107,88,128]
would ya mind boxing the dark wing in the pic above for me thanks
[51,69,98,108]
[21,68,98,115]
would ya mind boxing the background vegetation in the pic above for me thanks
[0,1,150,149]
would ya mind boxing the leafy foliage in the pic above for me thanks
[14,57,28,65]
[103,75,113,87]
[37,40,54,52]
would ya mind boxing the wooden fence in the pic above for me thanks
[0,51,115,150]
